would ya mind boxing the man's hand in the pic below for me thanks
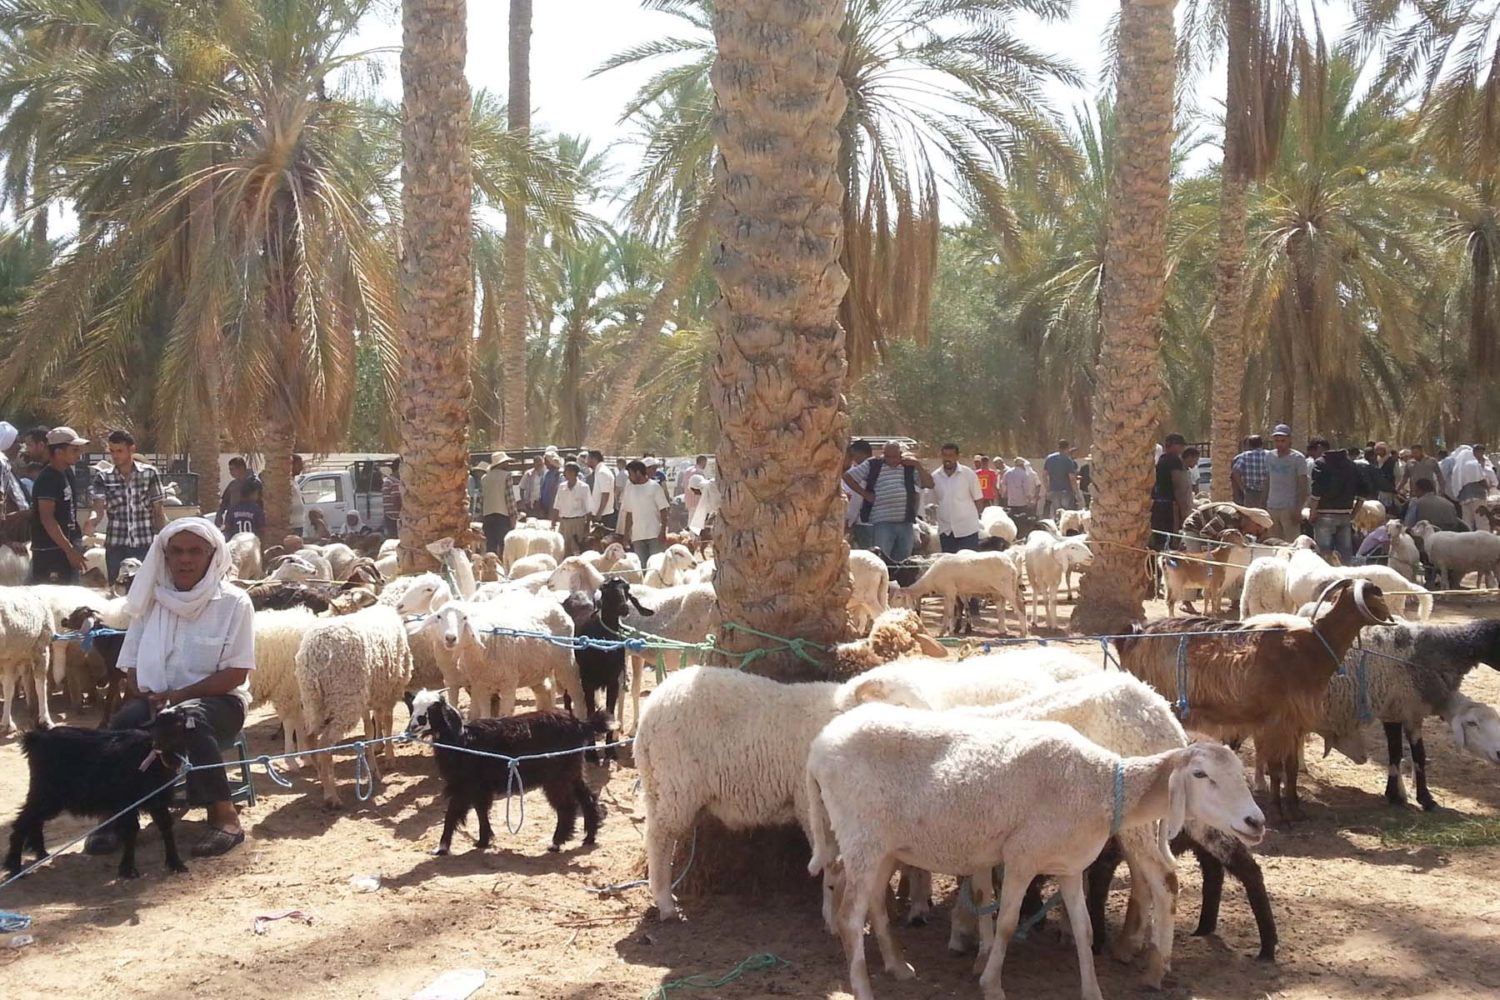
[66,547,87,572]
[901,455,920,468]
[146,689,174,712]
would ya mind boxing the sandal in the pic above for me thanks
[190,828,245,858]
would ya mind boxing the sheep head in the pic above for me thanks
[1166,742,1265,847]
[60,605,102,633]
[1448,698,1500,765]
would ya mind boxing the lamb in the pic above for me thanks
[847,549,891,634]
[1160,530,1254,617]
[412,594,585,720]
[804,707,1262,1000]
[507,553,559,581]
[1387,521,1421,582]
[899,550,1027,637]
[405,690,606,854]
[594,541,642,576]
[269,551,332,582]
[1057,508,1092,536]
[57,606,128,725]
[1409,520,1500,589]
[226,531,262,580]
[979,506,1017,544]
[502,524,565,572]
[31,584,128,694]
[1284,546,1432,620]
[548,555,606,595]
[643,543,697,588]
[390,573,464,697]
[618,582,719,734]
[1117,578,1391,818]
[1023,530,1094,629]
[5,710,193,880]
[247,608,320,768]
[940,674,1278,975]
[0,588,54,733]
[296,605,414,808]
[1238,555,1290,618]
[1314,619,1500,810]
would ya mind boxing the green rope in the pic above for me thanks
[654,648,668,684]
[644,953,790,1000]
[720,620,828,665]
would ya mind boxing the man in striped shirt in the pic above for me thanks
[86,429,166,582]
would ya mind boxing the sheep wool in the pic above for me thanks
[248,607,320,766]
[0,589,54,732]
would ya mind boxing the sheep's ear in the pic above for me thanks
[1165,754,1189,840]
[1450,714,1468,751]
[914,632,947,658]
[430,588,451,612]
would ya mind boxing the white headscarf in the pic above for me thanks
[0,421,16,452]
[125,517,233,670]
[1450,445,1487,497]
[688,477,720,535]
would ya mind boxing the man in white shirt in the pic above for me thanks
[620,459,669,563]
[683,454,709,517]
[518,455,545,516]
[480,451,515,554]
[586,449,613,524]
[609,458,629,531]
[932,444,985,548]
[550,462,594,556]
[90,517,254,859]
[1000,456,1033,511]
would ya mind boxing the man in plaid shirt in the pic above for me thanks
[1230,434,1269,507]
[85,429,166,581]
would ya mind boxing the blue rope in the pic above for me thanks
[352,742,374,802]
[594,825,698,896]
[1174,635,1191,719]
[405,614,649,652]
[0,911,31,933]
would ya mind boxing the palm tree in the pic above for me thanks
[1072,0,1178,634]
[710,0,850,675]
[1189,0,1295,495]
[399,0,474,569]
[588,0,1080,450]
[497,0,532,446]
[0,0,398,535]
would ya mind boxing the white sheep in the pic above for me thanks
[847,549,891,634]
[1283,546,1432,619]
[426,537,477,598]
[644,543,697,588]
[841,646,1098,714]
[412,595,584,720]
[296,605,414,808]
[379,538,399,558]
[374,552,399,579]
[248,608,319,767]
[619,582,719,734]
[502,525,565,572]
[0,588,54,732]
[898,550,1027,636]
[319,542,360,581]
[508,552,559,581]
[548,555,607,594]
[1238,555,1290,618]
[226,531,262,581]
[31,585,128,698]
[804,707,1262,1000]
[594,541,642,576]
[1023,530,1094,629]
[1387,521,1421,582]
[1410,520,1500,589]
[270,551,331,582]
[389,573,465,699]
[1057,509,1092,535]
[979,506,1017,544]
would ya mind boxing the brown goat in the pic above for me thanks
[1115,578,1390,819]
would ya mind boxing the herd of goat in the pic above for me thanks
[2,509,1500,1000]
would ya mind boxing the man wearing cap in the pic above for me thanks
[86,429,167,583]
[539,449,562,518]
[480,452,516,555]
[1264,424,1309,542]
[31,426,88,582]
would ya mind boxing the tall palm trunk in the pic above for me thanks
[1072,0,1178,634]
[264,259,297,541]
[1288,234,1315,439]
[399,0,475,571]
[590,205,713,449]
[1462,237,1495,440]
[498,0,532,445]
[187,180,221,513]
[710,0,850,678]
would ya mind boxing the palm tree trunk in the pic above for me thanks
[498,0,532,446]
[1208,0,1255,501]
[1072,0,1177,635]
[709,0,851,678]
[399,0,476,572]
[187,180,222,513]
[589,205,713,450]
[1463,237,1495,441]
[262,413,294,542]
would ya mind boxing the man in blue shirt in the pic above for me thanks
[1042,439,1080,519]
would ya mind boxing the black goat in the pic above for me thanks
[59,606,127,726]
[404,690,607,854]
[561,580,653,762]
[5,710,194,880]
[1087,826,1277,961]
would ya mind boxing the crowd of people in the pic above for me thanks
[1151,424,1496,569]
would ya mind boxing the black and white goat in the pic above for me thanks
[560,579,653,762]
[59,605,128,725]
[5,709,194,880]
[404,689,606,854]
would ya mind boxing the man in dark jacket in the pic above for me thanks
[1309,438,1364,563]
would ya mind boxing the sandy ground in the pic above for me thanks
[3,596,1500,1000]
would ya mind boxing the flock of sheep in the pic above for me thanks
[3,504,1500,1000]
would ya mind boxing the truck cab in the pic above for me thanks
[295,458,390,534]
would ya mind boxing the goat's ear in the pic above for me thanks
[1450,714,1468,751]
[402,691,415,712]
[628,594,655,617]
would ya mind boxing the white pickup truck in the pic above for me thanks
[295,460,389,533]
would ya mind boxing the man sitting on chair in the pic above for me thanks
[86,516,254,859]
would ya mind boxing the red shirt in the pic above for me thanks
[975,468,999,501]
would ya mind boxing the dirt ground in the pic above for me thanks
[3,596,1500,1000]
